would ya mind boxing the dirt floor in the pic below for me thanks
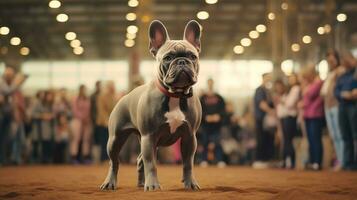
[0,165,357,200]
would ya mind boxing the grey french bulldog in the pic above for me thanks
[100,20,202,191]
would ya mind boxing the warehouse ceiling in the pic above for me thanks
[0,0,357,61]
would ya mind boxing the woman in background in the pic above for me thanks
[301,67,325,170]
[275,75,300,169]
[70,85,91,164]
[320,50,345,170]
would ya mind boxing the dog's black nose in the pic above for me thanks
[177,59,186,66]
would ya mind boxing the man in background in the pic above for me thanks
[96,81,116,162]
[90,81,101,163]
[0,66,27,165]
[199,78,226,168]
[253,73,276,169]
[335,52,357,170]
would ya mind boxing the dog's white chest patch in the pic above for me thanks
[164,98,185,133]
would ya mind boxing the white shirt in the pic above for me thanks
[277,85,300,118]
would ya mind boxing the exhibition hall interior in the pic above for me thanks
[1,0,357,199]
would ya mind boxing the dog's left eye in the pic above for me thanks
[163,55,174,62]
[189,54,197,60]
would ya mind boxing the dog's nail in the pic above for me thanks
[184,88,190,94]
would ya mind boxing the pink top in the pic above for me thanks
[303,79,324,119]
[72,96,91,122]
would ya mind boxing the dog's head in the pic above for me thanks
[149,20,201,96]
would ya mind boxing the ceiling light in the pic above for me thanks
[56,13,68,22]
[324,24,331,33]
[73,46,84,55]
[317,27,325,35]
[240,38,251,47]
[124,39,135,47]
[128,0,139,7]
[205,0,218,4]
[336,13,347,22]
[197,11,209,20]
[281,2,288,10]
[291,43,300,52]
[70,39,81,48]
[256,24,266,33]
[249,30,259,39]
[302,35,312,44]
[10,37,21,46]
[65,32,76,40]
[233,45,244,54]
[126,13,137,21]
[20,47,30,56]
[49,0,61,8]
[0,26,10,35]
[126,32,136,39]
[127,25,138,34]
[268,12,275,20]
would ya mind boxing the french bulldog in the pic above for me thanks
[100,20,202,191]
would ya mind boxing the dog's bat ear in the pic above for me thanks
[183,20,202,53]
[148,20,170,57]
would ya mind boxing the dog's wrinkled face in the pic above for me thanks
[149,20,201,95]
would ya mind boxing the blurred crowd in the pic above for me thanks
[0,50,357,172]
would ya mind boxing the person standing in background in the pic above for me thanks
[90,81,101,162]
[32,90,56,164]
[199,78,226,167]
[53,112,70,164]
[320,50,345,170]
[334,52,357,170]
[275,75,300,169]
[0,67,27,165]
[70,85,91,164]
[96,81,117,162]
[54,88,72,119]
[10,89,26,165]
[253,73,276,169]
[301,66,324,171]
[30,90,45,163]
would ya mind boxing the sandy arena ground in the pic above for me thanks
[0,164,357,200]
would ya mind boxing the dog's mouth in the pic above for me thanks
[168,86,192,95]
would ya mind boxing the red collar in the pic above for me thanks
[155,80,192,98]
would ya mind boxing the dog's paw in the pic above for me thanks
[144,177,161,191]
[183,178,200,190]
[100,177,117,190]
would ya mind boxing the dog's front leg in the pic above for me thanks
[181,132,200,190]
[141,135,161,191]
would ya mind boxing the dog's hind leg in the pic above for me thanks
[100,124,131,190]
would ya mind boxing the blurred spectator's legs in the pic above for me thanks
[41,140,53,164]
[97,126,109,161]
[339,104,357,169]
[281,117,297,168]
[255,119,274,162]
[54,141,68,164]
[305,118,324,169]
[92,125,101,163]
[81,123,91,163]
[0,117,11,165]
[70,119,81,163]
[201,127,223,164]
[10,122,25,165]
[325,106,345,168]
